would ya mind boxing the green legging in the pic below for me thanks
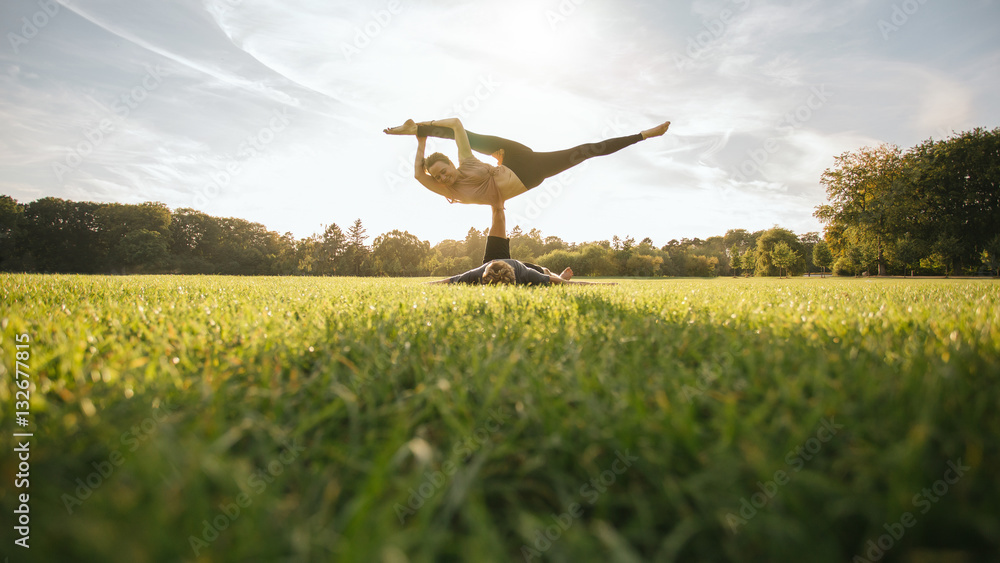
[417,125,644,190]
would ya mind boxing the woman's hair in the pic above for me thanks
[482,260,516,285]
[424,152,453,172]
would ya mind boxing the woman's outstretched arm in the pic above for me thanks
[413,135,428,176]
[382,117,478,161]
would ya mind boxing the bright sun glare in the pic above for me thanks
[492,3,590,66]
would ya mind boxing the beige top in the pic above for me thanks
[444,157,527,206]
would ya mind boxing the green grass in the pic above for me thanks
[1,274,998,562]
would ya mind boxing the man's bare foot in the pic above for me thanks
[560,267,574,281]
[641,120,671,139]
[383,119,417,135]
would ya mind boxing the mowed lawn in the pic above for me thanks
[1,274,998,562]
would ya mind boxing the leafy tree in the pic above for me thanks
[815,144,905,276]
[462,226,487,264]
[688,236,730,275]
[771,241,798,278]
[98,202,172,271]
[610,235,636,273]
[888,234,925,276]
[20,197,104,272]
[625,253,662,276]
[815,127,1000,275]
[535,248,578,274]
[684,253,718,277]
[170,208,223,273]
[347,218,368,246]
[211,216,285,274]
[295,236,320,274]
[434,238,463,259]
[658,248,681,276]
[97,202,171,236]
[542,235,568,255]
[754,228,804,276]
[903,128,1000,273]
[0,195,24,270]
[833,246,864,276]
[798,232,821,272]
[272,232,300,275]
[510,227,544,263]
[344,219,370,275]
[431,237,478,276]
[729,246,742,276]
[114,229,169,272]
[628,238,667,277]
[658,250,677,277]
[578,243,619,276]
[921,236,962,277]
[723,229,752,251]
[812,241,833,276]
[370,230,431,276]
[309,223,346,275]
[740,247,757,277]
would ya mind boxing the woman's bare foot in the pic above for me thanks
[383,119,417,135]
[641,120,671,139]
[560,267,574,281]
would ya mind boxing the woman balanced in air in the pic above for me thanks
[383,117,671,207]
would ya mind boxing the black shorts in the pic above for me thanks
[483,236,510,263]
[483,236,543,273]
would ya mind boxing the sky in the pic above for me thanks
[1,0,998,247]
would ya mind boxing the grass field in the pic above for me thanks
[1,274,999,562]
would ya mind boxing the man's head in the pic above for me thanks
[425,153,458,186]
[482,260,516,285]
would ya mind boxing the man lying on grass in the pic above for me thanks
[429,206,613,286]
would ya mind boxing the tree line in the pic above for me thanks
[0,195,837,277]
[2,127,995,278]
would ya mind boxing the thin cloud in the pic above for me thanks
[57,0,305,108]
